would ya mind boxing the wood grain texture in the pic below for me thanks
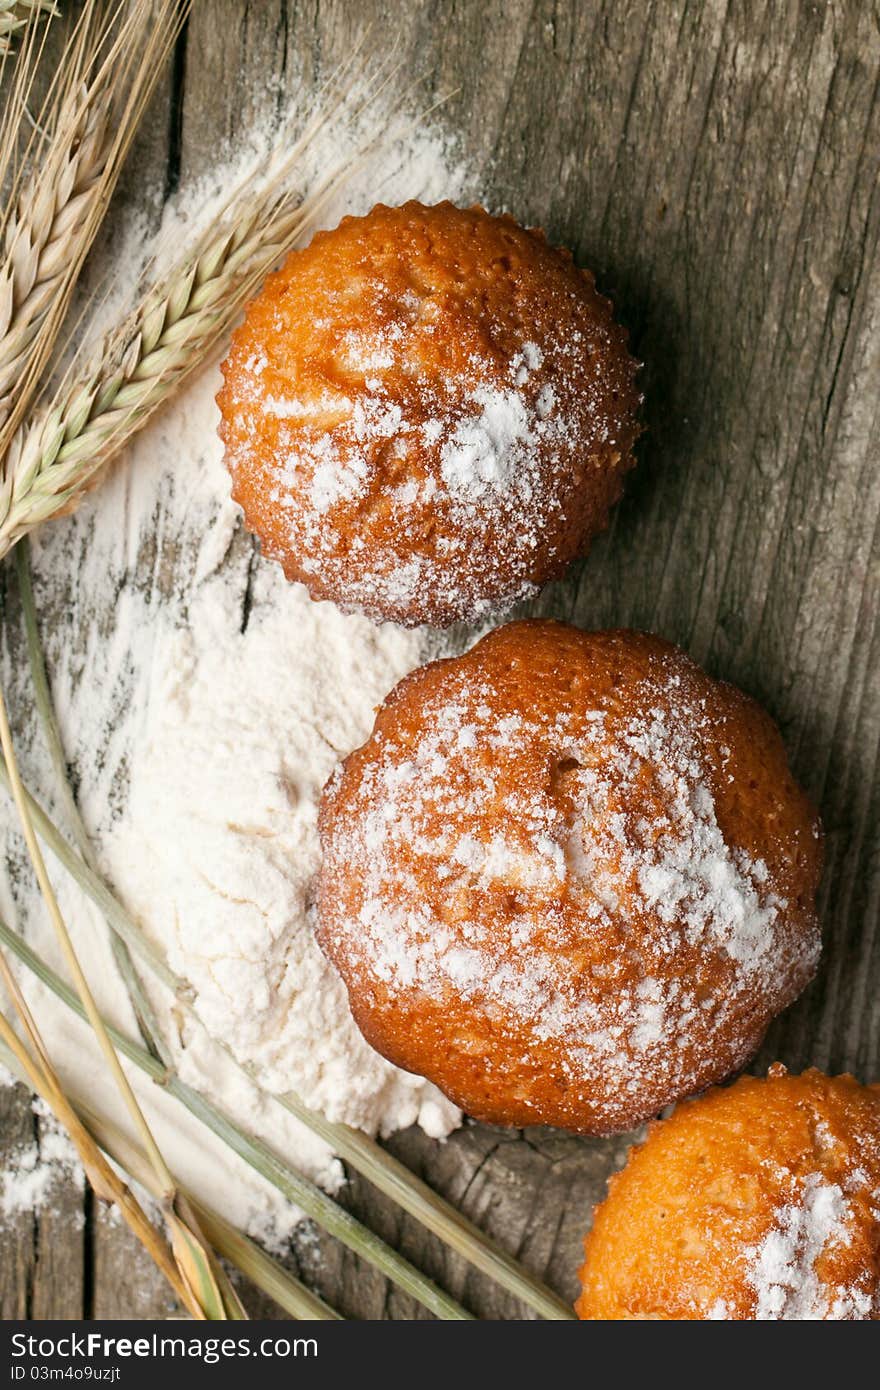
[0,1082,84,1319]
[1,0,879,1319]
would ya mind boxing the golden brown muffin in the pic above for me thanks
[217,201,640,627]
[317,620,823,1134]
[576,1067,880,1320]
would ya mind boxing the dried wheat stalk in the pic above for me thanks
[0,665,247,1319]
[0,1029,338,1317]
[0,90,113,423]
[0,958,205,1318]
[0,3,57,241]
[0,37,400,556]
[0,0,189,452]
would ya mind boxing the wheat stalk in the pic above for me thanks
[0,4,57,238]
[0,1032,342,1318]
[0,195,316,547]
[0,909,474,1319]
[14,541,173,1066]
[0,0,190,455]
[0,1,57,58]
[71,1102,343,1321]
[0,965,202,1317]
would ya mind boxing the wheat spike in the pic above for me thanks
[0,209,299,551]
[0,38,405,556]
[0,1,57,58]
[0,86,381,557]
[0,88,113,424]
[0,0,190,456]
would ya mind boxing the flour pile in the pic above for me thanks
[100,400,457,1134]
[0,92,472,1249]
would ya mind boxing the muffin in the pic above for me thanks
[217,201,640,627]
[576,1066,880,1319]
[317,620,823,1134]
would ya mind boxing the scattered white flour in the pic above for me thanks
[0,1090,84,1224]
[99,431,459,1133]
[0,84,472,1249]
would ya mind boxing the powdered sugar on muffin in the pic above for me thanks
[578,1068,880,1319]
[318,622,823,1134]
[218,202,641,626]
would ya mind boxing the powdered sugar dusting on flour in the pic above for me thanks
[0,94,471,1248]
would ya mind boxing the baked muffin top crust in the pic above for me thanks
[218,201,640,626]
[577,1067,880,1319]
[318,621,822,1133]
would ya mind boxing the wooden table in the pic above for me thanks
[2,0,879,1319]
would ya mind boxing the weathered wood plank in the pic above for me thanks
[91,1201,181,1320]
[0,1084,41,1320]
[0,1082,85,1320]
[2,0,879,1320]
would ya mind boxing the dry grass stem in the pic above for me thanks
[0,673,175,1191]
[82,1104,340,1320]
[0,970,201,1316]
[0,1034,341,1318]
[0,909,474,1319]
[13,540,173,1065]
